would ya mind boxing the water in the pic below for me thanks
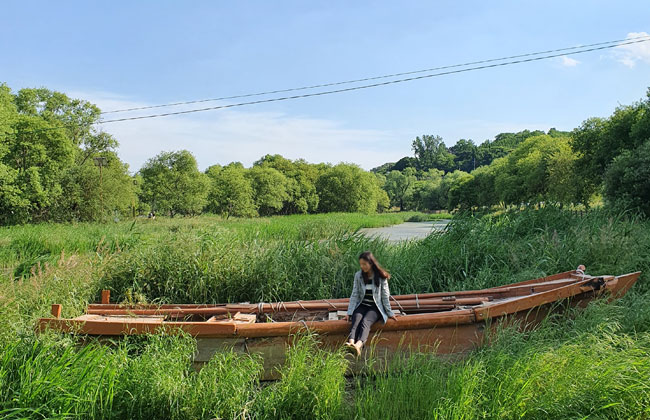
[358,220,449,242]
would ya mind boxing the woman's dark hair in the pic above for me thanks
[359,250,390,287]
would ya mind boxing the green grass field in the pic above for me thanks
[1,208,648,419]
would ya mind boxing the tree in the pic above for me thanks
[603,140,650,217]
[384,168,416,211]
[493,135,573,206]
[0,84,26,224]
[6,115,75,221]
[546,141,579,207]
[409,177,444,211]
[463,164,499,209]
[139,150,209,217]
[315,163,384,213]
[450,139,478,172]
[51,151,137,221]
[0,84,130,224]
[205,164,257,218]
[411,135,455,172]
[253,154,319,214]
[571,90,650,207]
[442,170,473,209]
[372,172,391,212]
[245,166,289,216]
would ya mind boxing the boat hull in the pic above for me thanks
[37,270,642,380]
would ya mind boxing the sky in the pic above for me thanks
[1,1,650,173]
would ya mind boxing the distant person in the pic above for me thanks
[344,251,399,356]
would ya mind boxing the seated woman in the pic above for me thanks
[344,250,399,356]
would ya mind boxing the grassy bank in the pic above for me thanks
[1,208,649,419]
[0,211,425,280]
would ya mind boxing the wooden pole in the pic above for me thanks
[101,290,111,304]
[51,304,62,318]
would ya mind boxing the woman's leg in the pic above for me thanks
[354,305,381,344]
[347,305,368,341]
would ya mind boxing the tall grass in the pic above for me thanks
[1,207,649,419]
[352,298,650,419]
[0,211,421,281]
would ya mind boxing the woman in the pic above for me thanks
[344,251,399,356]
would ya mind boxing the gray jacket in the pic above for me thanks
[346,269,396,324]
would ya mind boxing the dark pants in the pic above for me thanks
[348,303,382,343]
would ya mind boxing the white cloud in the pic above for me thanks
[68,90,409,174]
[613,32,650,68]
[560,55,580,67]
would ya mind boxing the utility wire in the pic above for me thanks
[101,34,650,114]
[5,36,650,138]
[98,37,650,123]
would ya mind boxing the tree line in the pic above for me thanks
[1,82,649,225]
[375,88,650,217]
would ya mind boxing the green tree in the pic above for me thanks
[467,164,499,208]
[603,140,650,217]
[316,163,383,213]
[6,115,75,222]
[253,154,319,214]
[571,90,650,206]
[51,151,137,221]
[245,166,289,216]
[411,135,455,172]
[0,84,130,224]
[205,164,257,218]
[442,170,473,209]
[547,141,579,207]
[493,135,573,206]
[450,139,478,172]
[139,150,209,217]
[384,167,417,211]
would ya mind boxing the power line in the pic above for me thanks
[101,34,650,114]
[98,37,650,124]
[5,36,650,138]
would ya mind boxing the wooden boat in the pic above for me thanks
[38,267,641,380]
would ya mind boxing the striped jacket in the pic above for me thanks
[346,269,396,324]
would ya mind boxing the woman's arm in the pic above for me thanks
[347,273,360,316]
[380,278,396,318]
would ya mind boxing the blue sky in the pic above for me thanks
[2,1,650,173]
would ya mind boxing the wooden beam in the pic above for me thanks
[101,290,110,304]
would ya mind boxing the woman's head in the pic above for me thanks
[358,250,390,286]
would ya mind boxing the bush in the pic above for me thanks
[604,139,650,217]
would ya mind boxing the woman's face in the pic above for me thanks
[359,258,372,273]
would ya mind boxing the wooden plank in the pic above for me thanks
[37,317,238,337]
[473,276,611,321]
[234,309,476,338]
[233,313,257,324]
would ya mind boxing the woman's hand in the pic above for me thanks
[343,315,350,322]
[389,314,399,321]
